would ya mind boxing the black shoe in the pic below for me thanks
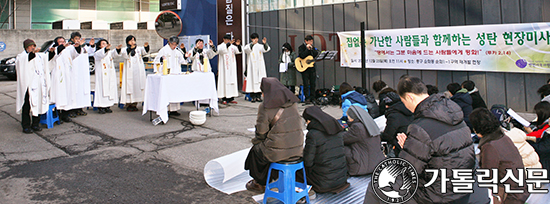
[23,128,33,134]
[69,112,77,118]
[31,126,42,132]
[169,111,181,116]
[76,109,87,116]
[61,116,72,122]
[105,107,113,113]
[98,108,106,114]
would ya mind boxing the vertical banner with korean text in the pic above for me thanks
[338,23,550,73]
[217,0,243,87]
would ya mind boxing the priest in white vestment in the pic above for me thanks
[185,39,217,72]
[217,34,242,105]
[15,39,51,133]
[153,36,188,116]
[116,35,150,112]
[68,32,95,117]
[93,39,120,114]
[243,33,270,103]
[49,37,83,122]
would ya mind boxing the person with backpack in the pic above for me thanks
[339,82,368,122]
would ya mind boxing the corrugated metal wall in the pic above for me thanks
[249,0,550,112]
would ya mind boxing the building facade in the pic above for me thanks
[249,0,550,112]
[0,0,160,29]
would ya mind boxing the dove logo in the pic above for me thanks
[371,158,418,204]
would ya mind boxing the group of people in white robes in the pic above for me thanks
[15,31,271,132]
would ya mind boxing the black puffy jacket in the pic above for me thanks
[343,121,386,176]
[399,94,475,204]
[304,120,348,193]
[380,101,414,156]
[469,91,487,110]
[529,131,550,171]
[451,91,474,131]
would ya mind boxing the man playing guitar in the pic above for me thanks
[298,35,319,103]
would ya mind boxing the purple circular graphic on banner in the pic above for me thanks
[516,59,528,68]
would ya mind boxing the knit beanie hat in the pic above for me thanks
[23,39,36,50]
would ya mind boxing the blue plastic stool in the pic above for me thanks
[245,93,252,101]
[88,91,98,111]
[264,161,310,204]
[299,85,305,102]
[40,104,60,129]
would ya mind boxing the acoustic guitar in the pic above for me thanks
[295,56,315,72]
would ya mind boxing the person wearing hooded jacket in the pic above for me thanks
[448,82,474,132]
[380,91,414,157]
[343,105,386,176]
[303,106,350,193]
[461,80,487,110]
[244,77,303,193]
[365,76,475,204]
[339,82,369,121]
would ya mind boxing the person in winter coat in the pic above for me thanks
[373,80,396,115]
[366,76,475,204]
[426,84,439,95]
[538,84,550,103]
[528,129,550,170]
[303,106,350,193]
[448,82,474,132]
[470,108,530,204]
[343,105,386,176]
[526,101,550,170]
[244,77,303,193]
[339,82,368,121]
[278,42,297,94]
[462,80,487,110]
[380,92,414,157]
[525,101,550,138]
[504,128,543,169]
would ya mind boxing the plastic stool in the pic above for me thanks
[88,91,98,111]
[40,104,61,129]
[299,85,306,102]
[245,93,252,101]
[264,161,310,204]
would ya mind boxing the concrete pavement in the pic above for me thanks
[0,74,345,203]
[0,74,537,203]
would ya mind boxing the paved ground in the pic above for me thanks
[0,74,345,204]
[0,74,537,204]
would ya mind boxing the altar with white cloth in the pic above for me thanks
[142,72,219,123]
